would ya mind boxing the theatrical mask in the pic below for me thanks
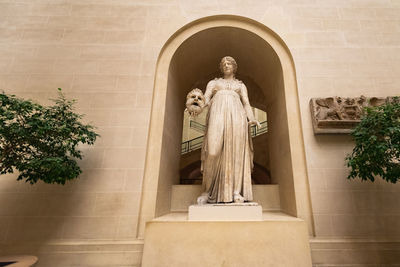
[186,88,205,115]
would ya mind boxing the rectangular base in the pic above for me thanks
[142,218,312,267]
[188,203,262,221]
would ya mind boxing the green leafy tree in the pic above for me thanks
[346,98,400,183]
[0,89,99,184]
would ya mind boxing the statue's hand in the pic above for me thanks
[248,120,261,128]
[185,108,199,117]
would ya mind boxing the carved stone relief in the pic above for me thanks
[310,96,387,134]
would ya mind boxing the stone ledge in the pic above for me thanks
[142,219,312,267]
[188,203,263,221]
[153,211,302,222]
[171,184,281,212]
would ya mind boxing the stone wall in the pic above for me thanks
[0,0,399,266]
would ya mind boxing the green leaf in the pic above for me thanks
[346,97,400,184]
[0,89,100,184]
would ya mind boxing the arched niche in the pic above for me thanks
[137,15,313,237]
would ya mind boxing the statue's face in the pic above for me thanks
[186,90,205,114]
[221,60,234,76]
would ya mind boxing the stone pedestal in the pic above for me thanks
[141,212,312,267]
[188,203,262,221]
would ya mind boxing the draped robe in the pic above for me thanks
[201,78,254,203]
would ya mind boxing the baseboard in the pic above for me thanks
[2,237,399,267]
[0,239,144,267]
[310,238,400,266]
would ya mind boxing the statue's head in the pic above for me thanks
[219,56,237,76]
[186,88,205,114]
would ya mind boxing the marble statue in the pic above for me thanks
[186,56,260,204]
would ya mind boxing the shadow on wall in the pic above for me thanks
[0,152,110,257]
[311,134,400,238]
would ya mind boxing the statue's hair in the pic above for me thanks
[187,88,203,99]
[219,56,237,75]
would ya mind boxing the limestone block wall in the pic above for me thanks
[0,0,400,266]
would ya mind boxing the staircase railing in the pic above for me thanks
[181,135,204,154]
[190,120,206,133]
[250,120,268,136]
[182,120,268,155]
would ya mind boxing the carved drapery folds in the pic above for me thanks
[310,96,387,134]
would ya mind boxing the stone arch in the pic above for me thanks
[137,15,313,237]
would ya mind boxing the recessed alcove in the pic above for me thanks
[155,26,294,215]
[138,16,312,238]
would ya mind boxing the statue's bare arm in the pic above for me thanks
[240,83,261,127]
[204,79,216,107]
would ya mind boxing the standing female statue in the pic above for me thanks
[186,56,260,204]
